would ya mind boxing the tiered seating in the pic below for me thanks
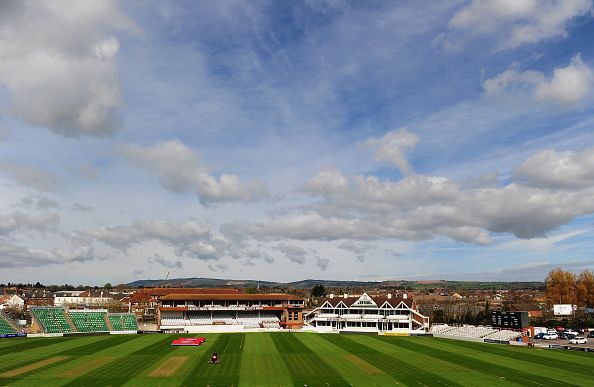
[161,316,188,326]
[484,330,522,341]
[0,315,17,334]
[431,323,521,341]
[162,311,283,328]
[429,324,456,334]
[211,311,236,324]
[260,312,281,328]
[188,312,212,325]
[236,312,260,328]
[31,307,72,333]
[68,311,109,332]
[445,325,496,338]
[109,314,138,331]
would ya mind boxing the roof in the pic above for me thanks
[510,303,543,311]
[129,293,151,303]
[322,295,413,308]
[160,293,303,301]
[142,288,241,296]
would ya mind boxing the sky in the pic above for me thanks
[2,0,594,285]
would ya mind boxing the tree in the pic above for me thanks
[576,270,594,308]
[311,284,326,298]
[103,283,113,290]
[432,310,445,323]
[244,287,257,294]
[545,268,576,305]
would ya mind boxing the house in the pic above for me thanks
[510,303,544,318]
[0,294,25,310]
[306,292,429,333]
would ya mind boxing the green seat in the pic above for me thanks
[0,317,17,334]
[109,314,138,331]
[31,307,72,333]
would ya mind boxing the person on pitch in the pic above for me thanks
[209,352,220,364]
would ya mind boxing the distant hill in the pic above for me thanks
[127,277,543,290]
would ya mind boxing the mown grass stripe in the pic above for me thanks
[59,334,142,356]
[0,337,76,356]
[320,334,461,386]
[270,333,351,386]
[375,336,575,386]
[182,333,244,387]
[443,337,594,375]
[296,333,397,386]
[0,336,99,374]
[64,334,178,386]
[238,333,293,387]
[318,333,500,386]
[180,334,224,386]
[419,337,594,385]
[2,335,147,383]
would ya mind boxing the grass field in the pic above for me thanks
[0,333,592,386]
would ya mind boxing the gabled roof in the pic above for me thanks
[160,293,303,301]
[321,294,414,308]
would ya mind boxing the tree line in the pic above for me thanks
[545,268,594,307]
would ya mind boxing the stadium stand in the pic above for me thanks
[68,311,109,332]
[484,329,522,341]
[159,292,304,331]
[31,307,138,334]
[0,314,17,334]
[429,323,522,341]
[160,310,282,329]
[307,292,429,333]
[109,313,138,331]
[31,307,73,333]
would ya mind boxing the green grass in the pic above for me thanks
[0,333,591,386]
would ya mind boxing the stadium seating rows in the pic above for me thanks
[31,307,73,333]
[160,311,280,328]
[0,315,17,334]
[31,307,137,334]
[69,311,109,332]
[430,324,522,341]
[109,314,138,331]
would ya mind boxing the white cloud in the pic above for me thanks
[0,160,63,192]
[535,55,594,104]
[446,0,592,49]
[81,218,255,263]
[122,140,268,205]
[71,203,94,212]
[499,229,588,251]
[363,128,418,175]
[0,0,137,136]
[316,256,330,271]
[272,243,311,265]
[35,197,60,210]
[483,55,593,105]
[515,147,594,189]
[0,211,60,236]
[337,240,376,262]
[82,218,211,251]
[208,263,229,273]
[0,239,95,268]
[149,254,183,270]
[224,131,594,245]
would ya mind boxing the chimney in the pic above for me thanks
[403,293,408,299]
[329,293,334,299]
[387,293,392,299]
[343,293,348,299]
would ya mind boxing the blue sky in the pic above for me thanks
[2,0,594,285]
